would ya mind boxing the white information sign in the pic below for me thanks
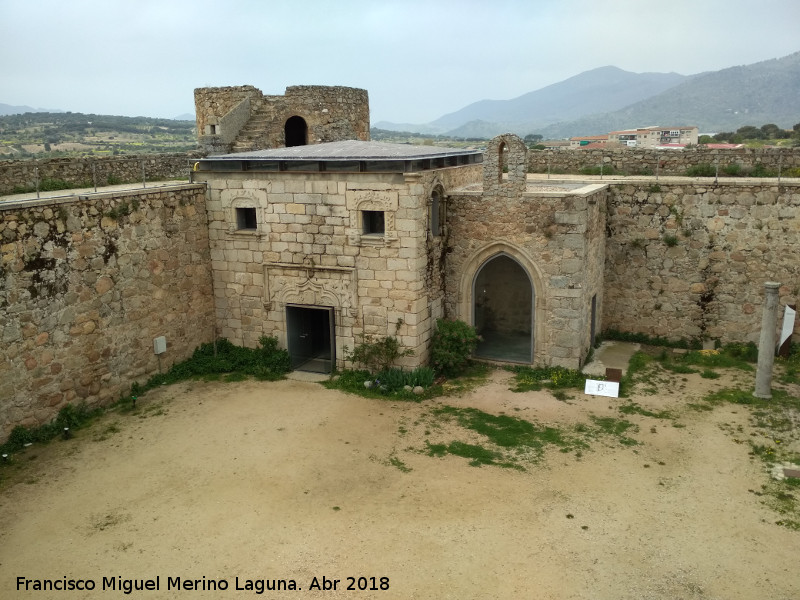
[780,306,796,347]
[584,379,620,398]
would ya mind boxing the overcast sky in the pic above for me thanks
[1,0,799,124]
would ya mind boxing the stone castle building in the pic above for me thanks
[1,83,798,440]
[190,84,609,371]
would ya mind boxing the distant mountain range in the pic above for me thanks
[375,51,800,139]
[0,103,194,122]
[0,102,63,116]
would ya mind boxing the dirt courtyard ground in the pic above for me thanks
[1,367,798,599]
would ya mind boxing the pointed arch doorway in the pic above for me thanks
[473,253,533,363]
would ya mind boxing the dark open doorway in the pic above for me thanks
[284,116,308,147]
[473,254,533,363]
[286,305,334,373]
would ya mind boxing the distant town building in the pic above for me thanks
[607,126,698,148]
[569,135,609,149]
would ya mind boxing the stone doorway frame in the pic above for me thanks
[458,241,546,365]
[472,252,534,363]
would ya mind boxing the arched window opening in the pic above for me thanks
[430,187,444,236]
[499,141,508,182]
[473,254,533,362]
[285,116,308,147]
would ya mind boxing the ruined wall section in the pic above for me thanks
[194,86,261,139]
[0,184,214,442]
[604,181,800,343]
[0,154,198,196]
[284,86,370,144]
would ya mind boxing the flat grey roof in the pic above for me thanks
[196,140,483,174]
[208,140,481,161]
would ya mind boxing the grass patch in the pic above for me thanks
[1,401,103,455]
[588,415,639,446]
[618,401,673,420]
[618,351,659,396]
[388,455,412,473]
[423,405,590,468]
[678,346,756,371]
[777,344,800,385]
[130,336,291,399]
[509,364,593,393]
[695,385,800,531]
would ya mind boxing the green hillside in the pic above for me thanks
[0,112,197,158]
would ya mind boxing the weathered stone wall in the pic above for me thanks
[604,180,800,343]
[194,85,370,153]
[284,86,370,144]
[0,184,214,442]
[529,147,800,177]
[0,153,199,196]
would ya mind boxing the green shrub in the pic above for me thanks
[409,366,435,388]
[686,164,716,177]
[430,319,480,377]
[750,163,776,177]
[345,328,413,374]
[723,163,742,176]
[375,367,408,392]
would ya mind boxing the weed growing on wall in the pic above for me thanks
[601,329,702,350]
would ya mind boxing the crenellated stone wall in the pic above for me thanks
[0,184,214,441]
[528,147,800,177]
[0,153,199,196]
[603,179,800,343]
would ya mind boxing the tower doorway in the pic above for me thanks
[284,116,308,147]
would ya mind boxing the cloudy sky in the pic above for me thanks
[1,0,799,123]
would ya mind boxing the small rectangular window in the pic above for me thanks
[236,207,257,230]
[362,210,385,235]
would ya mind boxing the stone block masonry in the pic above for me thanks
[0,184,214,441]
